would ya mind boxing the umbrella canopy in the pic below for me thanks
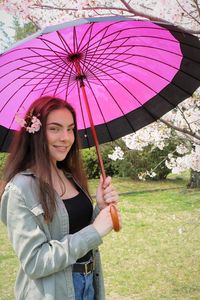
[0,15,200,152]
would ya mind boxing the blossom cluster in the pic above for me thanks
[1,0,199,30]
[108,96,200,176]
[15,113,42,133]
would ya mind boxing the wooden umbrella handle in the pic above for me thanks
[110,204,121,232]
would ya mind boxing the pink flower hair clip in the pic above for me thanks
[15,113,42,133]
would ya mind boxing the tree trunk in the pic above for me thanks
[188,170,200,188]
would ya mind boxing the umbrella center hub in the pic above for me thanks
[68,53,82,62]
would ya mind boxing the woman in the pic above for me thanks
[0,96,121,300]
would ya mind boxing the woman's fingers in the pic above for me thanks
[103,186,119,204]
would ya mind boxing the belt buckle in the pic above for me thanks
[84,261,92,275]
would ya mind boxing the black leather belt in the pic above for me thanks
[73,260,95,275]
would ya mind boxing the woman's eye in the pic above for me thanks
[49,127,60,132]
[67,126,75,132]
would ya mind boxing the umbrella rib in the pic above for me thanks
[36,39,74,70]
[79,22,200,58]
[85,78,117,142]
[82,36,199,94]
[76,81,91,147]
[0,51,74,118]
[76,23,97,74]
[64,62,77,101]
[38,36,73,58]
[96,55,199,97]
[19,57,69,77]
[56,31,74,54]
[83,32,127,75]
[87,55,180,82]
[83,57,184,127]
[20,49,75,93]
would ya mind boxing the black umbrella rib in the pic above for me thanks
[89,53,195,110]
[45,55,76,98]
[83,35,130,75]
[87,43,199,71]
[84,45,178,81]
[85,78,116,142]
[38,36,73,57]
[16,61,69,92]
[80,26,173,53]
[80,23,198,105]
[18,58,69,80]
[81,29,199,66]
[75,80,91,147]
[83,64,137,135]
[80,33,182,77]
[56,31,74,54]
[91,49,200,93]
[82,56,184,128]
[64,65,78,101]
[1,71,48,127]
[87,54,180,82]
[0,50,73,114]
[22,48,76,91]
[79,20,124,52]
[75,23,100,75]
[23,46,72,72]
[79,22,200,56]
[84,35,200,84]
[79,23,122,75]
[37,38,73,68]
[27,49,73,94]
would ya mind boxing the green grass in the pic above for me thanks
[0,174,200,299]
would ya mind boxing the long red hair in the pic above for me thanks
[1,96,88,222]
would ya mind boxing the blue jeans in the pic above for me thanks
[72,272,94,300]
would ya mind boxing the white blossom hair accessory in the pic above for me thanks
[15,112,42,133]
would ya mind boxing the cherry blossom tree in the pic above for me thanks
[0,0,200,32]
[0,0,200,186]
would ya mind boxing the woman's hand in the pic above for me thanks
[96,175,119,210]
[93,206,113,237]
[93,205,122,237]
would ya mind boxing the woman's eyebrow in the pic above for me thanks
[47,122,75,127]
[47,122,63,127]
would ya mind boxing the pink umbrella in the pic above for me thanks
[0,16,200,230]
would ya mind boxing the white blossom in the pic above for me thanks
[108,146,124,161]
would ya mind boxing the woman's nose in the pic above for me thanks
[60,129,69,141]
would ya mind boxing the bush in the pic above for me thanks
[81,148,100,179]
[113,141,177,180]
[81,139,177,180]
[0,153,7,178]
[81,145,119,179]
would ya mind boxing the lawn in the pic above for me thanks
[0,174,200,299]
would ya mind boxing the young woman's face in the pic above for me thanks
[46,108,75,165]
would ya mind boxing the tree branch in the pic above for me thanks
[176,0,200,26]
[160,118,200,141]
[30,2,200,34]
[27,16,41,30]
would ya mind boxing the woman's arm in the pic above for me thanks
[0,184,102,280]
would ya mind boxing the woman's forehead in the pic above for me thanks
[47,108,74,125]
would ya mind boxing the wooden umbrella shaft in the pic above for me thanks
[74,61,120,232]
[79,85,106,180]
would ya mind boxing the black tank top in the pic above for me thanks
[63,187,93,262]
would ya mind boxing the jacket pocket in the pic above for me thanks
[31,204,44,216]
[30,204,51,241]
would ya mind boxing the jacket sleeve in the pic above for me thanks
[0,183,102,280]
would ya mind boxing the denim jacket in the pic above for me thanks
[0,170,105,300]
